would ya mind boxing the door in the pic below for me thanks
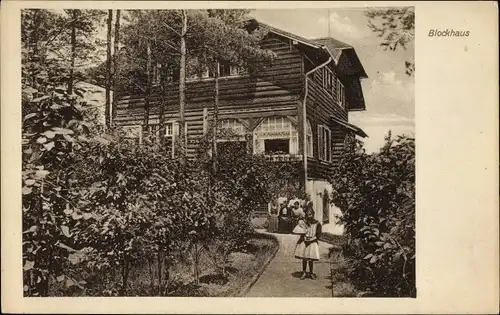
[322,189,330,224]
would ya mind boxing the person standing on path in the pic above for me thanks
[293,207,322,280]
[278,199,291,233]
[267,200,279,233]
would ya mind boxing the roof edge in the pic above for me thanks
[331,115,368,138]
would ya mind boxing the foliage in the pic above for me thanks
[365,7,415,76]
[186,9,275,76]
[329,132,415,297]
[22,92,296,296]
[21,8,302,297]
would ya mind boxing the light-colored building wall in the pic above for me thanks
[306,179,344,235]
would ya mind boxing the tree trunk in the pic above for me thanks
[212,61,220,175]
[157,250,162,295]
[178,9,187,159]
[111,9,121,127]
[67,10,77,95]
[148,257,154,291]
[105,10,112,131]
[163,260,170,295]
[143,42,152,136]
[158,68,167,148]
[193,243,199,285]
[121,258,129,296]
[222,255,227,278]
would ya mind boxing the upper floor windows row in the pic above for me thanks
[151,60,247,86]
[309,62,347,109]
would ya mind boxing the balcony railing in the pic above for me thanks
[264,154,303,162]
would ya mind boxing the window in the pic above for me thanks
[148,123,174,137]
[219,60,231,77]
[145,123,176,157]
[264,139,290,154]
[122,125,142,145]
[324,68,335,95]
[218,118,246,140]
[306,120,313,157]
[187,61,244,81]
[187,68,210,81]
[336,78,345,107]
[216,60,241,78]
[164,67,180,83]
[340,84,346,107]
[324,126,332,162]
[152,63,162,86]
[148,124,159,142]
[217,119,247,154]
[318,124,332,162]
[253,116,298,155]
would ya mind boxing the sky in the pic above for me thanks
[251,9,415,153]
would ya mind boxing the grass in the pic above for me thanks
[327,250,359,297]
[49,233,279,297]
[321,232,361,298]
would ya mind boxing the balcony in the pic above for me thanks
[263,154,303,162]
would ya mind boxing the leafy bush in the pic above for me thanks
[329,132,416,297]
[21,8,302,297]
[22,92,301,296]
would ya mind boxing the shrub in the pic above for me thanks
[22,55,307,296]
[329,132,415,297]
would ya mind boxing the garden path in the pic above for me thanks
[245,231,334,297]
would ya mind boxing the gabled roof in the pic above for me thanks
[311,37,368,79]
[256,22,322,50]
[249,19,368,79]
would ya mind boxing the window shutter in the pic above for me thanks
[327,128,332,162]
[323,127,327,161]
[341,85,345,107]
[318,125,324,160]
[336,79,340,104]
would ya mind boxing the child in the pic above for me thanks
[291,201,305,219]
[292,218,308,234]
[293,208,322,280]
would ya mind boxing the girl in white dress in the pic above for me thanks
[293,208,322,279]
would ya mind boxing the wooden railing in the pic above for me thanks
[264,154,303,162]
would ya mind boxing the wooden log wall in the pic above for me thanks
[305,64,348,180]
[114,33,305,160]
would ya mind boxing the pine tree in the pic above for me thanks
[105,10,112,130]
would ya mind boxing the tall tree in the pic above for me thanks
[105,10,113,130]
[186,10,275,173]
[365,7,415,76]
[143,41,152,135]
[179,9,188,158]
[61,10,107,93]
[212,61,220,174]
[112,10,121,126]
[68,10,78,95]
[118,10,181,142]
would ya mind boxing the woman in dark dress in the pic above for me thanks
[278,202,291,233]
[267,201,279,233]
